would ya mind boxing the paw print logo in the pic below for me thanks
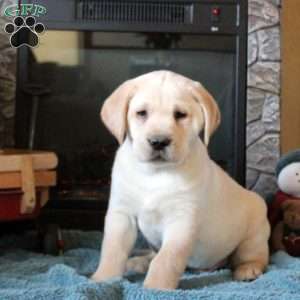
[4,16,45,48]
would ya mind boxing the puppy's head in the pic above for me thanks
[101,70,220,164]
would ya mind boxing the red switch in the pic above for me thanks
[211,7,221,22]
[212,7,221,16]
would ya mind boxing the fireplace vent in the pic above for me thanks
[76,1,193,24]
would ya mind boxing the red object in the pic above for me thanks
[284,236,300,257]
[212,7,221,16]
[0,189,41,222]
[268,191,300,229]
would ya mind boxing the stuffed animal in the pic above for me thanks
[268,149,300,254]
[271,200,300,256]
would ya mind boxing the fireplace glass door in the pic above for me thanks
[18,30,237,201]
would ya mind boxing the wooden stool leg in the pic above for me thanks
[20,155,36,214]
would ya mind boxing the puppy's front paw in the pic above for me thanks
[90,272,106,282]
[143,278,173,290]
[90,270,117,283]
[233,262,263,281]
[143,274,178,290]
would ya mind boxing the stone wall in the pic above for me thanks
[0,0,16,148]
[246,0,281,197]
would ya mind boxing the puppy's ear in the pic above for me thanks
[190,82,221,146]
[101,80,136,144]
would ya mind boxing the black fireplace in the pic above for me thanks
[15,0,247,228]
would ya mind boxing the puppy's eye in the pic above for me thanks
[136,110,147,118]
[174,111,187,120]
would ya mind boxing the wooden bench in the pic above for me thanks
[0,150,58,218]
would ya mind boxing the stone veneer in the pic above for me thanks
[246,0,281,197]
[0,0,281,197]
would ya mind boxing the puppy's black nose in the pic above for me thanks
[148,136,171,151]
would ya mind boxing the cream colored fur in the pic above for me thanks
[91,70,270,290]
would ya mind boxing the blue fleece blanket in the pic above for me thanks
[0,230,300,300]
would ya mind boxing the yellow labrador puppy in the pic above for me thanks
[91,70,270,290]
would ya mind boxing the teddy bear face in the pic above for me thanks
[284,209,300,229]
[282,201,300,229]
[278,162,300,197]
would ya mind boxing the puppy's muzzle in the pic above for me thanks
[147,136,171,151]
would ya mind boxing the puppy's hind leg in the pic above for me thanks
[126,250,156,274]
[231,220,270,281]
